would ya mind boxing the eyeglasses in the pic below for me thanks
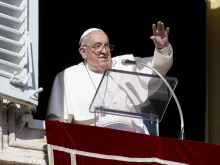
[83,44,114,54]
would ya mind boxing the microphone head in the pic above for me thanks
[121,59,128,65]
[121,59,136,65]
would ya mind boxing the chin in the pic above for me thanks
[98,62,109,69]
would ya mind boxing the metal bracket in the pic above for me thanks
[10,71,32,87]
[29,87,43,100]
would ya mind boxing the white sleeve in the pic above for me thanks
[134,44,173,76]
[46,71,73,123]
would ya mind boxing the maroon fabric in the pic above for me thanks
[45,120,220,165]
[53,150,71,165]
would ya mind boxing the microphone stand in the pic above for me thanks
[124,59,185,140]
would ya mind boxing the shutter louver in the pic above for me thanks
[0,0,40,110]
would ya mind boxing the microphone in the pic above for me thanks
[121,59,185,140]
[121,59,137,65]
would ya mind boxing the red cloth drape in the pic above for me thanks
[45,120,220,165]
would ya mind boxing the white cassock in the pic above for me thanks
[46,45,173,134]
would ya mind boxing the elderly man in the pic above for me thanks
[46,21,173,134]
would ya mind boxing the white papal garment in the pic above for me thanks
[46,45,173,134]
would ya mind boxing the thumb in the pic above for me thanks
[150,36,156,41]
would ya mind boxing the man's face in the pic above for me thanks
[79,30,112,72]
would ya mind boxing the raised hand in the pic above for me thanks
[150,21,170,49]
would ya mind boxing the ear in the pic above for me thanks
[79,47,87,60]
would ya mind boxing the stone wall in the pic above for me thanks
[0,98,47,165]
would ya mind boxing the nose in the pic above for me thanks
[100,45,108,54]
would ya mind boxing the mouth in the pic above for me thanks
[99,56,108,62]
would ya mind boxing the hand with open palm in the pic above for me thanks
[150,21,170,49]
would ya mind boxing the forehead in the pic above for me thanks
[86,30,109,44]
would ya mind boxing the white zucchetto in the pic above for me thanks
[79,28,103,45]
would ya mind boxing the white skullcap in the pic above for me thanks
[79,28,102,45]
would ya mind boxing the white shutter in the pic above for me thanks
[0,0,40,110]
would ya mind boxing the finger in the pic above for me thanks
[152,24,157,36]
[165,27,170,36]
[150,36,156,40]
[161,22,165,33]
[159,22,165,37]
[157,21,162,31]
[150,36,157,46]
